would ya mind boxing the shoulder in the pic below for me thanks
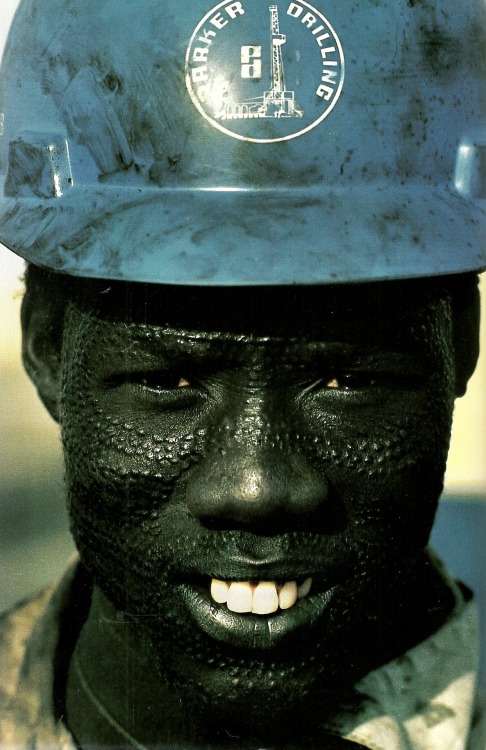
[0,559,82,749]
[468,693,486,750]
[0,586,56,704]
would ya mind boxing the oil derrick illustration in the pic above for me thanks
[220,5,303,120]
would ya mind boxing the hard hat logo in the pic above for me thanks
[185,0,345,143]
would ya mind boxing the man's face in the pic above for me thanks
[59,281,457,732]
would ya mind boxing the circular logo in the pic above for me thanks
[185,1,345,143]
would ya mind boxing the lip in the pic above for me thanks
[178,578,338,650]
[188,554,333,583]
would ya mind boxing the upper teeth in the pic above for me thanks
[210,577,313,615]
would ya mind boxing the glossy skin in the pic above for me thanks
[24,279,476,747]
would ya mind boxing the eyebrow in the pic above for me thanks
[77,304,424,365]
[98,324,416,370]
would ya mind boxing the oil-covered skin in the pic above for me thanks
[58,282,460,747]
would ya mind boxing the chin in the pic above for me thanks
[137,585,369,742]
[151,641,335,742]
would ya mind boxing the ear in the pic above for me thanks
[451,279,481,398]
[21,293,62,422]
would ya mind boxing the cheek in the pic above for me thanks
[59,338,205,599]
[308,387,454,550]
[62,406,203,509]
[320,398,452,481]
[61,404,203,574]
[60,321,203,514]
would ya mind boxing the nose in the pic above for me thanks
[185,421,329,529]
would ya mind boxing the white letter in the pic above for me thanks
[226,2,245,18]
[211,12,228,29]
[301,12,317,28]
[241,46,262,79]
[320,69,337,85]
[192,66,209,84]
[320,46,336,58]
[316,83,334,100]
[315,33,331,46]
[287,3,303,19]
[241,45,261,63]
[193,47,209,63]
[198,28,216,45]
[241,61,262,78]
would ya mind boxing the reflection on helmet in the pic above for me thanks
[0,0,485,285]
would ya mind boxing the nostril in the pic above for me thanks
[185,443,330,526]
[195,485,347,537]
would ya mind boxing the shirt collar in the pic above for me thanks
[1,560,480,750]
[329,590,479,750]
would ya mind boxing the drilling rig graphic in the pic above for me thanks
[220,5,303,120]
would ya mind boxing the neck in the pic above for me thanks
[65,586,201,748]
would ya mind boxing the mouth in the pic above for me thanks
[178,574,338,650]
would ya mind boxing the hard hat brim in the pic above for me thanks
[1,182,484,285]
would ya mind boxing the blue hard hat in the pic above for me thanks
[0,0,485,285]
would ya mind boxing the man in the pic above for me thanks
[0,1,485,748]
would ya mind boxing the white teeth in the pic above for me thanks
[278,580,298,610]
[210,579,229,604]
[210,577,313,614]
[227,581,253,613]
[252,582,279,615]
[297,577,312,599]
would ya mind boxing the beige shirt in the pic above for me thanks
[0,559,484,749]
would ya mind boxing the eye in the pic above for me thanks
[103,371,192,391]
[324,373,378,390]
[138,373,191,391]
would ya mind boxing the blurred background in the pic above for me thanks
[1,0,485,684]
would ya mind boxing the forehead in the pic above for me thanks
[69,279,447,347]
